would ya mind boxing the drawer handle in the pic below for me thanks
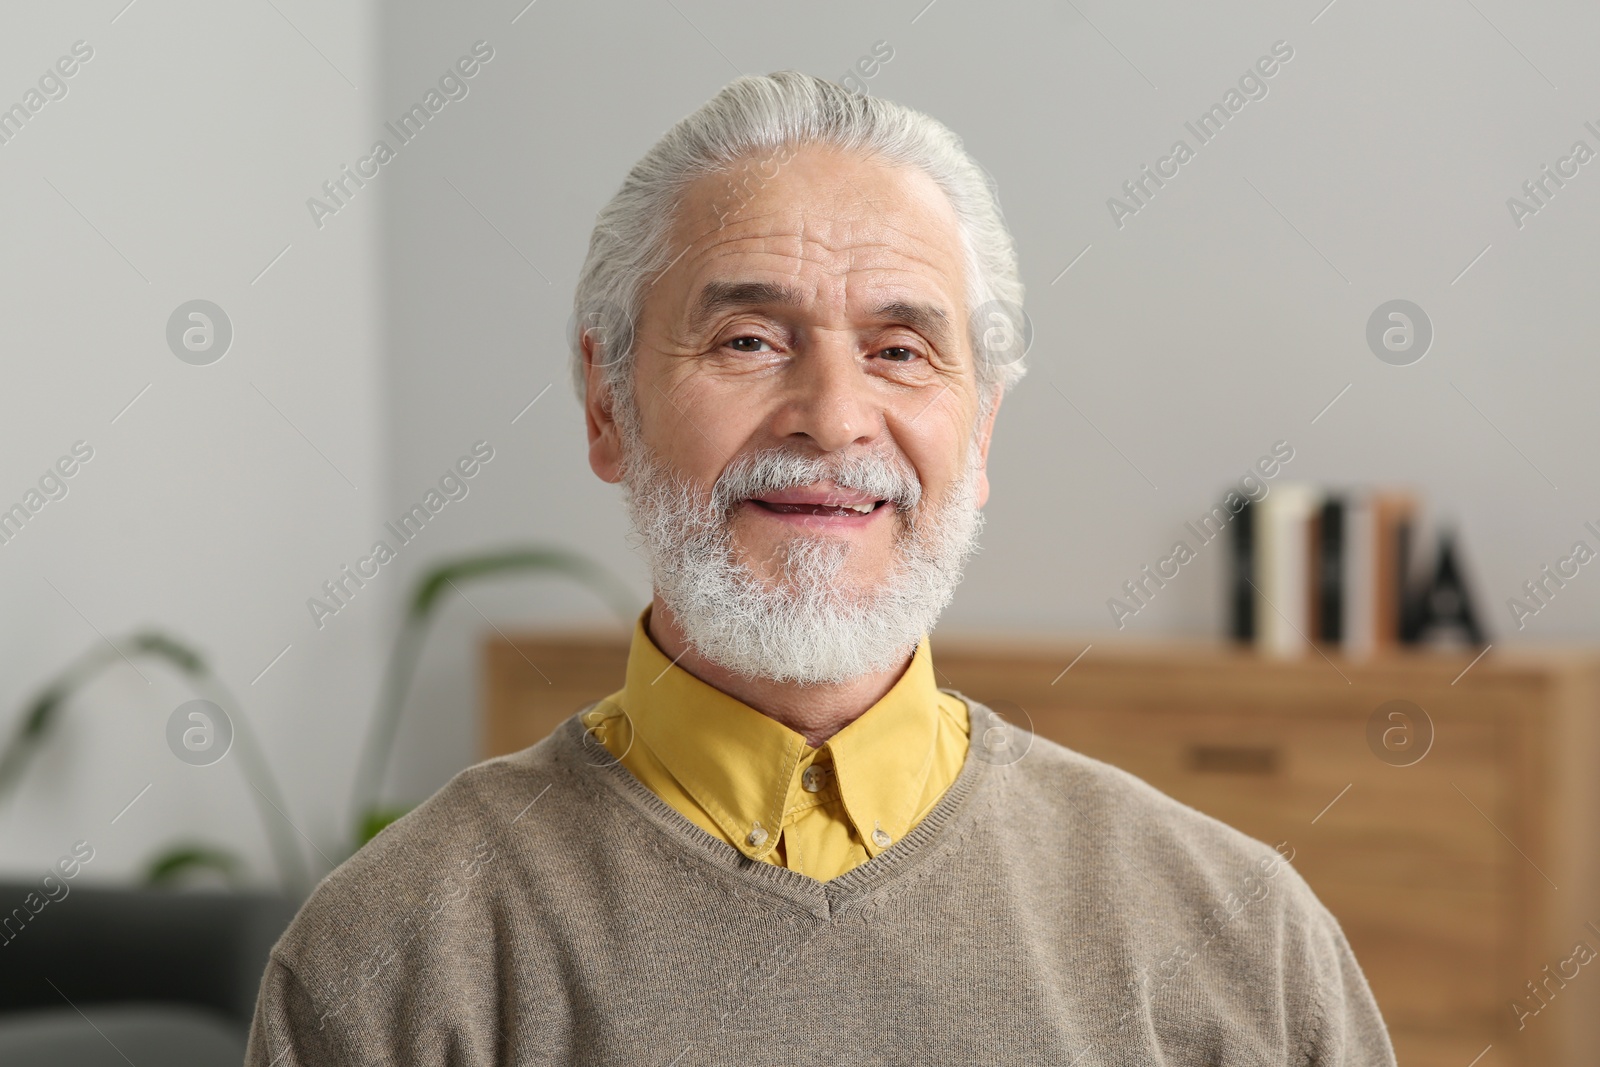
[1187,744,1280,775]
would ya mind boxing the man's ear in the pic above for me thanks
[973,389,1002,509]
[583,328,624,484]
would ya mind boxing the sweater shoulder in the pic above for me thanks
[966,701,1370,1057]
[318,713,577,888]
[261,716,586,1032]
[982,706,1306,893]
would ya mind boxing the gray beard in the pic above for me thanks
[618,425,985,686]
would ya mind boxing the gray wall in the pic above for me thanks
[3,0,1597,884]
[0,2,383,883]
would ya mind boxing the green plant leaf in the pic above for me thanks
[0,686,71,797]
[144,843,244,887]
[21,687,67,736]
[129,631,207,675]
[358,805,413,846]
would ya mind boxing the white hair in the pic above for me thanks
[568,70,1027,420]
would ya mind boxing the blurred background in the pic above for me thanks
[2,0,1598,1062]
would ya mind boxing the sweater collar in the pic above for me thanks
[617,608,944,864]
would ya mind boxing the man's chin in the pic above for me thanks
[745,581,876,613]
[729,524,900,578]
[729,549,892,604]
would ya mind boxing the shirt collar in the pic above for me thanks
[616,608,946,863]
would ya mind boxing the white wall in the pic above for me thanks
[0,1,384,886]
[5,0,1598,885]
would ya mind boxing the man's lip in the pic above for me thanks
[740,498,891,523]
[746,486,883,507]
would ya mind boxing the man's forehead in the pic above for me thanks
[696,215,955,274]
[660,146,968,316]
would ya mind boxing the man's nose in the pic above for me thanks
[767,334,882,453]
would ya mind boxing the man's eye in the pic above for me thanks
[725,336,774,353]
[877,346,919,363]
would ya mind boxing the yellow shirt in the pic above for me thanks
[582,610,970,882]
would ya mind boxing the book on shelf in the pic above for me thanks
[1257,483,1318,657]
[1230,484,1457,657]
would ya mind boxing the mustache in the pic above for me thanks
[709,446,923,516]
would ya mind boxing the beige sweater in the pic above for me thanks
[246,695,1397,1065]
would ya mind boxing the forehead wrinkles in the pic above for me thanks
[668,147,965,279]
[683,208,959,315]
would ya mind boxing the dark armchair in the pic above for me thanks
[0,880,296,1066]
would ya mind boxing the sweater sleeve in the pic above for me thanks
[244,956,349,1067]
[1300,901,1398,1066]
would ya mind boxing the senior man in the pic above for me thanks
[247,71,1396,1064]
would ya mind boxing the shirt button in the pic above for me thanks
[802,765,827,793]
[871,822,892,848]
[746,822,768,847]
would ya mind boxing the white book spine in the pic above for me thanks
[1343,494,1376,659]
[1260,483,1316,658]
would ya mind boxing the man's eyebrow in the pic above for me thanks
[685,281,804,334]
[685,282,957,350]
[870,300,954,349]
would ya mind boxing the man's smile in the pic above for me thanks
[739,484,893,527]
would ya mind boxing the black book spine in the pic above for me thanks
[1318,497,1344,642]
[1397,517,1418,643]
[1230,499,1255,642]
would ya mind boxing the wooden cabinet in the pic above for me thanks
[483,632,1600,1067]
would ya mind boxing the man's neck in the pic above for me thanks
[645,595,912,748]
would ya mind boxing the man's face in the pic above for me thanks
[587,144,998,603]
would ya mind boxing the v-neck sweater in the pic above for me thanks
[245,694,1397,1066]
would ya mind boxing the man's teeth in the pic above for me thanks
[751,498,882,514]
